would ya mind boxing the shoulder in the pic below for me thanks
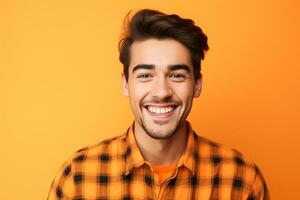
[192,133,269,199]
[69,133,128,164]
[194,133,260,185]
[47,133,128,199]
[50,133,128,185]
[195,133,256,166]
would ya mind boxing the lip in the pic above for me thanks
[143,105,178,119]
[144,103,178,107]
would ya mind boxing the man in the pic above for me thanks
[48,9,269,200]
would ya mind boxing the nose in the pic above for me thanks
[151,75,173,100]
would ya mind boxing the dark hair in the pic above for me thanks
[119,9,209,81]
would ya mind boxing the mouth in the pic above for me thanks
[146,105,175,114]
[143,104,178,119]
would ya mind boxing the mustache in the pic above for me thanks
[142,96,180,105]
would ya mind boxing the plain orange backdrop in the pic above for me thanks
[1,0,299,199]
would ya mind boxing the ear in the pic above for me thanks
[193,76,202,98]
[121,73,129,96]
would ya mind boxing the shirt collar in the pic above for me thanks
[177,121,198,175]
[124,122,145,175]
[124,121,198,175]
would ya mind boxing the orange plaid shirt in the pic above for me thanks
[48,122,269,200]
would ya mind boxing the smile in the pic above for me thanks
[146,106,176,114]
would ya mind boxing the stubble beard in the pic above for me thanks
[139,117,182,140]
[137,96,185,140]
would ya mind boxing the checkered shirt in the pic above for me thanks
[48,122,269,200]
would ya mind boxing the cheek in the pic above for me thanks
[129,84,149,103]
[172,83,195,100]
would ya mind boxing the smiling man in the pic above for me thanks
[48,9,269,200]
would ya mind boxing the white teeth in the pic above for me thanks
[147,106,175,114]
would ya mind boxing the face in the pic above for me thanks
[122,39,202,139]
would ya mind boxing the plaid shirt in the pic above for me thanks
[48,122,269,200]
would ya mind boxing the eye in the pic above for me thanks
[169,73,186,81]
[136,73,152,81]
[137,74,150,78]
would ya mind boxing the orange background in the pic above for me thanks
[1,0,299,199]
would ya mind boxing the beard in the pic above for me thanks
[135,96,187,140]
[138,117,182,140]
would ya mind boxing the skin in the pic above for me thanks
[122,39,202,166]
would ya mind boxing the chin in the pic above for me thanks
[143,122,180,140]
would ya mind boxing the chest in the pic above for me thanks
[71,168,248,200]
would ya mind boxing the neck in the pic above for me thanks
[134,121,188,166]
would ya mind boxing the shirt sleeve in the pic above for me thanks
[47,158,75,200]
[248,165,270,200]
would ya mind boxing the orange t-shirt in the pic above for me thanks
[153,163,177,185]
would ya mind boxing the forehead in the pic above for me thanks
[129,39,192,71]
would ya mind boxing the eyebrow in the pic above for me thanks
[132,64,155,73]
[168,64,191,73]
[132,64,191,73]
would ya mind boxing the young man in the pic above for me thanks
[48,9,269,200]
